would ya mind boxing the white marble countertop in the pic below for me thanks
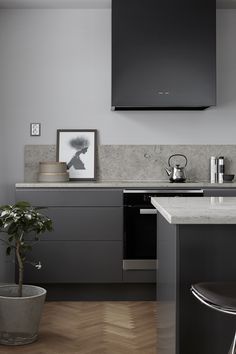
[151,196,236,224]
[15,181,236,188]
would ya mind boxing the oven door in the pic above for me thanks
[123,205,157,270]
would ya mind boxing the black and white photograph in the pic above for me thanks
[57,130,97,180]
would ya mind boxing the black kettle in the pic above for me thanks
[165,154,188,183]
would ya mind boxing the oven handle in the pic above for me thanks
[140,208,157,215]
[123,189,204,194]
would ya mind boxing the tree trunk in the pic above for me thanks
[16,240,24,297]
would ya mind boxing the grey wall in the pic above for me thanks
[0,8,236,197]
[0,123,6,202]
[0,123,6,282]
[0,96,13,282]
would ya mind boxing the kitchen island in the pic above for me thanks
[151,196,236,354]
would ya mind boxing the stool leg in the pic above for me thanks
[228,330,236,354]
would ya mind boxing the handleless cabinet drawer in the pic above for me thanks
[203,188,236,197]
[15,189,123,207]
[33,207,123,241]
[24,241,123,283]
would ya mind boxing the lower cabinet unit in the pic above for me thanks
[15,188,124,285]
[15,188,156,293]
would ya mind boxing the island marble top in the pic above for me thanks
[151,196,236,224]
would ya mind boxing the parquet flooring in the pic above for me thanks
[0,301,157,354]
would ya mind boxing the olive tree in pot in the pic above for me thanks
[0,201,53,346]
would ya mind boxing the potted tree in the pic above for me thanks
[0,201,53,346]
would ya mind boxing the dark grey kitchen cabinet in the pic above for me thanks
[15,188,123,284]
[203,188,236,196]
[24,241,122,283]
[123,270,156,283]
[27,207,122,241]
[15,189,122,207]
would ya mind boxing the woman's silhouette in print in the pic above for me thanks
[67,137,89,170]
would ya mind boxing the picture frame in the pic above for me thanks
[56,129,97,181]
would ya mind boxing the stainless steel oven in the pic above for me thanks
[123,189,204,270]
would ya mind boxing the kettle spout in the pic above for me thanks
[165,168,171,176]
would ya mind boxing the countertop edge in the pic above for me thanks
[151,197,172,223]
[15,182,236,188]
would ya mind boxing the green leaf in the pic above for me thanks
[0,210,10,217]
[8,235,14,243]
[15,201,31,209]
[48,224,53,232]
[0,205,11,211]
[8,223,17,235]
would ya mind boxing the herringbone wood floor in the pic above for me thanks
[0,302,157,354]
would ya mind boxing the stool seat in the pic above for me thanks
[191,282,236,354]
[192,282,236,310]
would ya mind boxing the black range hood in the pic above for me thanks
[112,0,216,111]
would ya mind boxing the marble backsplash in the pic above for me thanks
[24,145,236,182]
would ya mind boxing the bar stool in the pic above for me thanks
[191,282,236,354]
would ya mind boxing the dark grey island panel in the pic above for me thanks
[156,214,177,354]
[157,213,236,354]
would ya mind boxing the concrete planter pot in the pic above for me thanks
[0,284,46,345]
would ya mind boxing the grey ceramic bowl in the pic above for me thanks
[223,174,235,182]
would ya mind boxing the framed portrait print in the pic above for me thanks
[57,129,97,181]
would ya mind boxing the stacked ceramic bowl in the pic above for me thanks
[38,162,69,182]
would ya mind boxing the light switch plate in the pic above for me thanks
[30,123,41,136]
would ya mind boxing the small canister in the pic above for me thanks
[218,156,225,184]
[210,157,218,183]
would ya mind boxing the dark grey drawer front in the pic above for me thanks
[15,189,123,206]
[32,207,123,241]
[203,188,236,196]
[24,241,122,283]
[123,270,156,283]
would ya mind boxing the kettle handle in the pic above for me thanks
[168,154,188,168]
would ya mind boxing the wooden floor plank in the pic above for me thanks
[0,301,157,354]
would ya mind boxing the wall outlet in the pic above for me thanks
[30,123,41,136]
